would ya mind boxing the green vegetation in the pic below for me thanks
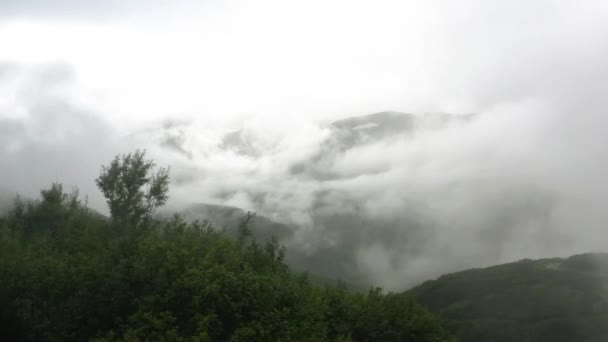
[407,255,608,342]
[96,149,170,227]
[0,151,452,341]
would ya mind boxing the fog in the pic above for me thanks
[2,0,608,289]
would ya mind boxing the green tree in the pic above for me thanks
[96,150,169,227]
[0,156,455,341]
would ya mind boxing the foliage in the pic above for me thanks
[95,150,169,227]
[407,255,608,342]
[0,163,452,341]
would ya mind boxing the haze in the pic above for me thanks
[2,0,608,289]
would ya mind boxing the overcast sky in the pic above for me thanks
[2,0,608,289]
[3,0,605,128]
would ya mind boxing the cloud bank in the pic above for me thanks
[2,0,608,289]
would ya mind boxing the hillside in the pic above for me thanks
[176,203,293,241]
[0,178,453,341]
[127,111,490,290]
[406,253,608,342]
[170,203,372,290]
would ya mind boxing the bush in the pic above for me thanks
[0,153,453,341]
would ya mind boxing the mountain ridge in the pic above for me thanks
[406,252,608,341]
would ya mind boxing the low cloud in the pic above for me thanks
[2,0,608,290]
[0,63,123,211]
[125,100,608,289]
[3,61,608,291]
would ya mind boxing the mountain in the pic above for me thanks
[129,111,484,289]
[220,111,421,158]
[142,111,473,162]
[172,203,372,289]
[328,111,418,148]
[0,181,454,341]
[324,111,474,152]
[289,111,474,180]
[176,203,293,241]
[406,253,608,342]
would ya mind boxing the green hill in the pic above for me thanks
[406,253,608,342]
[0,182,453,341]
[175,203,294,241]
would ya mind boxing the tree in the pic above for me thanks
[96,150,169,226]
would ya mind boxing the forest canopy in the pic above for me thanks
[0,151,452,341]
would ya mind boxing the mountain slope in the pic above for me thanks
[177,203,293,241]
[172,203,373,289]
[406,253,608,342]
[289,111,474,180]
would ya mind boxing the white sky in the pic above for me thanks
[3,0,606,129]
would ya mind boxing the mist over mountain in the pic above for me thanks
[123,111,483,286]
[115,109,602,290]
[174,203,293,242]
[4,2,608,341]
[2,85,608,290]
[2,0,608,292]
[288,111,475,181]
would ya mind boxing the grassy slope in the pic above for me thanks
[406,253,608,342]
